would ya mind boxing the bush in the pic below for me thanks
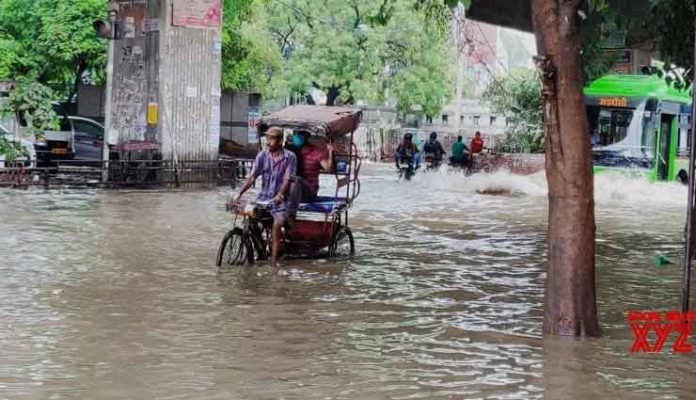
[483,68,544,154]
[1,82,58,140]
[0,135,27,161]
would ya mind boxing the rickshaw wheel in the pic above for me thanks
[216,228,254,267]
[328,226,355,257]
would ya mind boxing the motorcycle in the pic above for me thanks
[423,154,442,171]
[448,154,473,175]
[396,158,418,181]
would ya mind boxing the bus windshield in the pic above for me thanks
[586,101,656,167]
[586,106,634,147]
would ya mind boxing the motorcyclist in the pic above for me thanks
[394,133,420,170]
[449,135,469,168]
[423,131,445,165]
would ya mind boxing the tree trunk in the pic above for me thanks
[532,0,600,336]
[326,86,341,106]
[69,59,87,108]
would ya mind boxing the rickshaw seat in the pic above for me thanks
[298,196,348,213]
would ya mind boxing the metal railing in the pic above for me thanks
[0,157,255,189]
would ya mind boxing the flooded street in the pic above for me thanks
[1,163,694,399]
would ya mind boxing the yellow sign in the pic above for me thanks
[147,102,159,125]
[598,97,628,107]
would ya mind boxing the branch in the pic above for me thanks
[351,1,363,29]
[270,22,296,53]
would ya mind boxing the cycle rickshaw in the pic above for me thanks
[216,105,362,267]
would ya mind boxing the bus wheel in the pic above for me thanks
[677,170,688,185]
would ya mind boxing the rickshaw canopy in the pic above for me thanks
[258,105,362,139]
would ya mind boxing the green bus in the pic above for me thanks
[584,74,692,183]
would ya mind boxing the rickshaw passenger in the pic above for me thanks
[233,127,296,267]
[286,130,335,218]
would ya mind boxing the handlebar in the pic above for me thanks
[226,199,271,215]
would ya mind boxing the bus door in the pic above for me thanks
[655,102,683,180]
[657,113,676,180]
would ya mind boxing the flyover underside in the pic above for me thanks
[467,0,645,35]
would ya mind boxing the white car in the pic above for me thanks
[0,122,37,168]
[34,115,108,162]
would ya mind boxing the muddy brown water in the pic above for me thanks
[1,163,694,399]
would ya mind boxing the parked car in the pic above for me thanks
[34,115,75,162]
[34,115,112,163]
[0,122,37,168]
[70,116,108,161]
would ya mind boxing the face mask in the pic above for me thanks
[292,134,306,148]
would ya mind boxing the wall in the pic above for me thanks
[403,99,508,139]
[220,91,255,144]
[77,84,256,149]
[77,84,105,121]
[476,153,545,174]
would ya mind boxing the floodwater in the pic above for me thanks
[1,163,694,400]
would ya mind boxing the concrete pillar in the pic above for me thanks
[159,0,222,161]
[107,0,221,162]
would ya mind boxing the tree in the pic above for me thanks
[532,0,599,336]
[0,0,106,103]
[649,0,695,84]
[1,82,58,139]
[484,68,544,153]
[256,0,452,115]
[221,0,282,93]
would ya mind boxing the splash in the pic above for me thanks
[368,163,688,209]
[593,172,687,208]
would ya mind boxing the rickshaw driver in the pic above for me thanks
[286,130,335,221]
[231,127,297,268]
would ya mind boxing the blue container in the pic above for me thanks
[336,161,348,174]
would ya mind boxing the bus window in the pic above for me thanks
[678,114,691,157]
[591,108,632,146]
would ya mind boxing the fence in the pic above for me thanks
[0,158,255,189]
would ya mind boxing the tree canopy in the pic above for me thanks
[483,68,544,153]
[241,0,453,116]
[221,0,282,94]
[0,0,106,102]
[6,0,694,117]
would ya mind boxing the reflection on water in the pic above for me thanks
[0,164,693,399]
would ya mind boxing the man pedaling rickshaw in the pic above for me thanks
[231,127,297,268]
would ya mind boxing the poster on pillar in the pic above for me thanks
[172,0,222,29]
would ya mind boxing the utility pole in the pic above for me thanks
[453,3,467,138]
[96,1,119,183]
[682,14,696,312]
